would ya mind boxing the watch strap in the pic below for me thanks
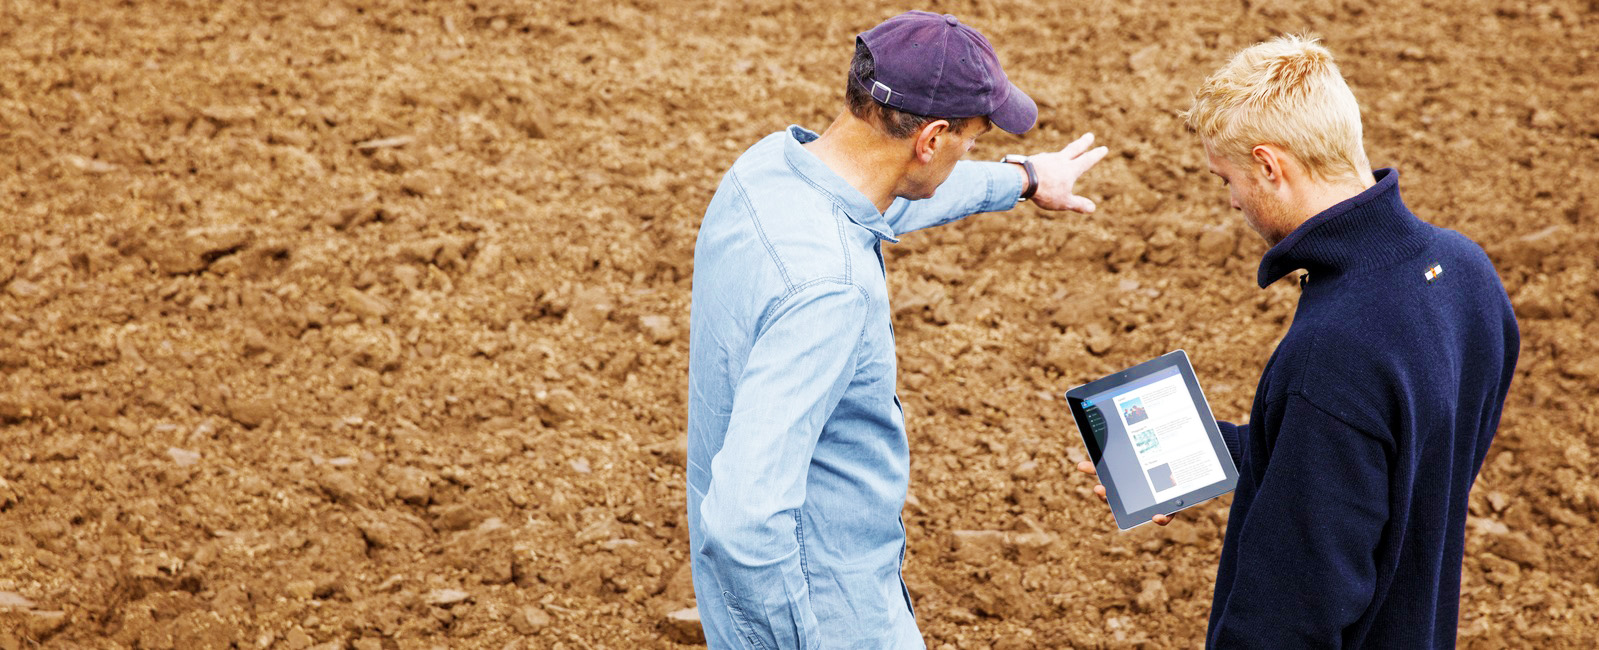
[1002,154,1038,201]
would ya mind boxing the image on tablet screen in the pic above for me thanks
[1121,398,1150,426]
[1132,428,1159,453]
[1146,463,1176,490]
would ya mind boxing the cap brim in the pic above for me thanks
[990,81,1038,135]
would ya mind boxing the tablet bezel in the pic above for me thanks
[1065,349,1238,530]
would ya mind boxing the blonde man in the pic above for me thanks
[1084,36,1518,647]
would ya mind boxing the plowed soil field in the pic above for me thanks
[2,1,1596,648]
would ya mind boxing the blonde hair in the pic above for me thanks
[1183,35,1369,182]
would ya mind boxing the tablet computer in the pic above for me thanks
[1065,350,1238,530]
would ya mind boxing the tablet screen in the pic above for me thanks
[1076,365,1229,515]
[1066,350,1237,529]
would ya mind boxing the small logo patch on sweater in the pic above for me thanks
[1423,262,1444,283]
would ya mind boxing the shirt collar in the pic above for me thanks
[782,125,900,243]
[1256,168,1432,288]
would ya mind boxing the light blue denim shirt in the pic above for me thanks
[687,125,1023,649]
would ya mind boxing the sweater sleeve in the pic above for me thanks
[1216,420,1246,469]
[1209,395,1391,648]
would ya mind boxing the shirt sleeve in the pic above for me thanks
[696,280,868,650]
[882,160,1024,236]
[1209,394,1391,648]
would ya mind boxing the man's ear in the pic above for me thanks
[1251,144,1285,186]
[912,119,951,163]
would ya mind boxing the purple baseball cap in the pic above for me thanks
[855,11,1038,134]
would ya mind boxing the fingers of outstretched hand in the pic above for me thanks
[1093,484,1107,504]
[1060,132,1096,159]
[1066,195,1097,214]
[1152,514,1173,526]
[1070,145,1109,176]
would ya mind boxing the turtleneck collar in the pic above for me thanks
[1256,168,1433,288]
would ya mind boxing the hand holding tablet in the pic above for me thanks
[1065,350,1238,530]
[1076,461,1174,526]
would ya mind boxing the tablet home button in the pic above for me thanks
[1176,499,1185,506]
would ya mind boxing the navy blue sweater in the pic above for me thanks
[1208,169,1519,649]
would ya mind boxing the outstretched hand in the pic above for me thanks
[1029,133,1110,213]
[1076,460,1174,526]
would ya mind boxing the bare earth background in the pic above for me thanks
[1,0,1596,648]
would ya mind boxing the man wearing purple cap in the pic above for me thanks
[686,10,1106,648]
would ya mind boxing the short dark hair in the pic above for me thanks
[845,39,973,140]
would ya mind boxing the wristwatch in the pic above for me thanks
[1001,154,1038,202]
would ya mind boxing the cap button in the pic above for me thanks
[942,13,958,25]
